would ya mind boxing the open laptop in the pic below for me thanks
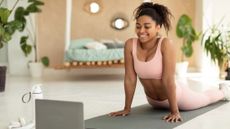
[35,99,94,129]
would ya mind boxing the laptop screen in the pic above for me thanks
[35,99,84,129]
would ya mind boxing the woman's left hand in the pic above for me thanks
[162,112,183,123]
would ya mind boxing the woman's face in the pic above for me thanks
[135,15,160,43]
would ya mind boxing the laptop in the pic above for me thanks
[35,99,94,129]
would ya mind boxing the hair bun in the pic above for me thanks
[133,2,173,33]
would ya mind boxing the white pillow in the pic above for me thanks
[99,39,115,43]
[85,41,107,50]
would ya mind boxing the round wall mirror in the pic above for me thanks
[84,0,102,14]
[111,18,129,30]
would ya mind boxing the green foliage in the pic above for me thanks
[41,56,49,67]
[176,14,200,61]
[20,36,32,57]
[0,8,10,23]
[201,25,230,67]
[0,0,44,56]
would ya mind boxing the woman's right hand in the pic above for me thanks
[108,109,131,117]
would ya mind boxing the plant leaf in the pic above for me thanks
[28,0,36,2]
[41,56,49,67]
[181,42,193,57]
[0,8,10,24]
[20,36,32,56]
[33,0,45,6]
[26,0,44,13]
[14,7,27,31]
[14,7,25,20]
[2,32,11,42]
[176,14,192,37]
[5,20,24,34]
[0,24,4,36]
[0,24,11,42]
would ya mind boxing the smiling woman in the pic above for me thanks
[108,2,230,124]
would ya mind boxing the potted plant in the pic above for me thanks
[0,0,47,88]
[201,24,230,79]
[176,14,200,76]
[0,66,6,92]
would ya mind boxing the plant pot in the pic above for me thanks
[29,62,43,78]
[0,66,7,92]
[176,61,189,77]
[219,60,228,79]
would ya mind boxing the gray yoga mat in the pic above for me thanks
[85,101,227,129]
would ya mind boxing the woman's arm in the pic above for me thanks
[109,39,137,116]
[161,38,182,122]
[124,39,137,111]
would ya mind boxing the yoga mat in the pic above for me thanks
[85,101,227,129]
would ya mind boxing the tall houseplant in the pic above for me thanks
[0,0,46,84]
[0,0,48,66]
[176,14,200,76]
[201,24,230,78]
[0,0,44,56]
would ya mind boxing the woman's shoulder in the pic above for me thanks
[125,38,137,44]
[124,38,137,49]
[160,37,173,47]
[160,37,171,43]
[160,37,175,52]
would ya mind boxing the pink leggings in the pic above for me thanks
[146,81,225,110]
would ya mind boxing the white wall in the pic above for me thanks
[194,0,203,72]
[212,0,230,26]
[200,0,219,78]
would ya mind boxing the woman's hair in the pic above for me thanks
[133,2,173,33]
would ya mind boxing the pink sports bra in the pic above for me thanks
[132,38,163,79]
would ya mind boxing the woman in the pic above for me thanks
[109,2,230,123]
